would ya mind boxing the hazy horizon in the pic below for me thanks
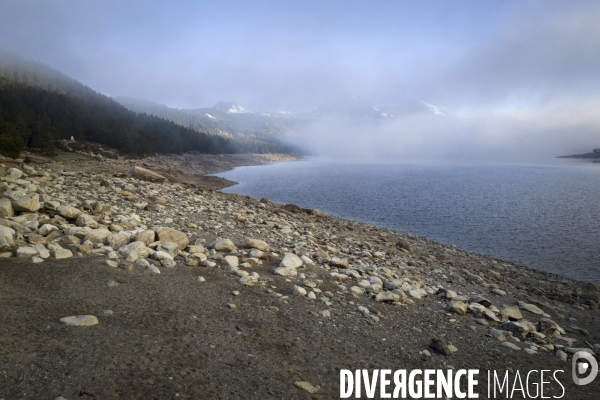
[1,0,599,160]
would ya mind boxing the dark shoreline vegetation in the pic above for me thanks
[557,149,600,159]
[0,52,292,159]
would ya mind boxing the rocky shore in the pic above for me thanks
[0,155,599,399]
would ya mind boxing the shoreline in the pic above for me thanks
[0,154,599,398]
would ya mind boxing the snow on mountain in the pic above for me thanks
[212,101,250,114]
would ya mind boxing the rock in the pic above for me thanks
[156,227,189,251]
[396,240,413,251]
[490,328,506,341]
[293,285,307,296]
[57,205,82,219]
[59,315,98,326]
[75,214,98,228]
[318,310,330,318]
[0,198,14,217]
[119,241,149,258]
[284,204,303,213]
[52,249,73,259]
[135,230,156,245]
[239,276,258,286]
[7,167,24,179]
[136,258,150,268]
[105,260,118,268]
[38,224,58,236]
[224,255,239,268]
[468,303,500,322]
[130,166,166,183]
[468,295,492,308]
[555,350,568,361]
[279,253,303,269]
[406,288,427,299]
[210,238,236,253]
[17,246,39,258]
[34,244,50,258]
[375,291,400,302]
[300,255,314,265]
[294,381,319,394]
[500,342,521,351]
[188,244,206,253]
[148,264,161,274]
[518,301,550,317]
[448,301,468,315]
[12,193,41,212]
[106,233,129,250]
[159,242,180,257]
[330,256,350,268]
[241,237,269,251]
[349,286,366,296]
[429,338,452,356]
[490,288,507,296]
[538,318,564,337]
[500,305,523,321]
[153,251,174,262]
[500,321,530,339]
[564,347,595,355]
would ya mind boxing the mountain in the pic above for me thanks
[300,95,447,121]
[114,97,302,141]
[212,101,249,114]
[0,52,261,158]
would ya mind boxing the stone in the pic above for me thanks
[490,328,506,341]
[57,205,82,219]
[135,230,156,245]
[136,258,150,267]
[518,301,550,317]
[224,255,239,268]
[105,233,129,250]
[468,295,492,308]
[500,321,530,339]
[239,276,258,286]
[16,246,39,258]
[318,310,330,318]
[7,167,24,179]
[31,256,44,263]
[555,350,568,361]
[279,253,303,269]
[52,249,73,259]
[148,264,160,274]
[33,244,50,258]
[118,241,149,258]
[537,318,564,337]
[130,166,166,183]
[330,256,350,268]
[300,255,314,265]
[396,240,413,251]
[375,291,400,302]
[12,193,41,212]
[293,285,307,296]
[105,260,118,268]
[159,241,180,257]
[284,203,303,213]
[429,338,452,356]
[501,342,521,351]
[490,288,507,296]
[59,315,98,326]
[241,237,269,251]
[349,286,366,296]
[0,198,14,217]
[210,238,236,253]
[156,227,189,251]
[75,214,98,228]
[294,381,319,394]
[449,301,468,315]
[38,224,58,236]
[500,305,523,321]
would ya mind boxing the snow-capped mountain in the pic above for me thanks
[212,101,249,114]
[378,101,448,117]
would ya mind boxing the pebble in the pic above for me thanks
[198,276,206,282]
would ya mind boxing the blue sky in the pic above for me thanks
[3,0,594,112]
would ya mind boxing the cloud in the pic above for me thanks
[283,97,600,163]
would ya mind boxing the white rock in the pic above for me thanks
[148,264,161,274]
[59,315,98,326]
[280,253,303,269]
[274,267,297,277]
[52,249,73,259]
[293,285,307,296]
[300,255,314,265]
[224,255,239,268]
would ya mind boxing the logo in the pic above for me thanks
[572,351,598,386]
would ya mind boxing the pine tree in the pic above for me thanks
[39,132,57,156]
[0,122,25,158]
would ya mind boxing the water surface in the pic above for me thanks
[216,159,600,283]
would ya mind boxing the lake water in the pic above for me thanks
[216,159,600,283]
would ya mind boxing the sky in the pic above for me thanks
[1,0,599,160]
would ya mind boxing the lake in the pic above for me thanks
[216,159,600,283]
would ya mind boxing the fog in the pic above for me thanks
[1,0,599,162]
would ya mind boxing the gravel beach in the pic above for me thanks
[0,154,598,399]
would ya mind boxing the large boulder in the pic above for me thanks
[130,166,166,183]
[106,232,130,250]
[0,198,14,217]
[118,241,150,258]
[156,227,188,251]
[210,238,236,253]
[12,193,41,212]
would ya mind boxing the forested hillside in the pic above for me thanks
[0,52,288,158]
